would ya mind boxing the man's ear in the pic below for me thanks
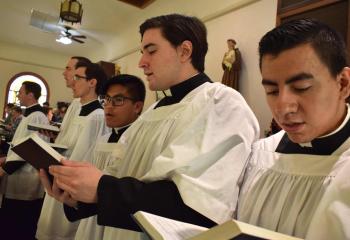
[338,67,350,100]
[89,78,97,89]
[134,101,144,115]
[178,40,193,62]
[28,92,35,100]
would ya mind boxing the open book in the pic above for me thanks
[133,211,303,240]
[27,123,60,133]
[10,133,62,179]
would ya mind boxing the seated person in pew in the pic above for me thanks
[40,13,260,240]
[236,18,350,239]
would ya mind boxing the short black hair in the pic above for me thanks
[6,103,14,108]
[42,106,52,116]
[71,56,91,69]
[22,81,41,100]
[140,14,208,72]
[259,18,349,77]
[12,106,22,114]
[101,74,146,103]
[75,62,108,95]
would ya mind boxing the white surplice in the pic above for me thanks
[54,98,81,156]
[237,130,350,239]
[37,107,109,240]
[306,154,350,240]
[74,133,122,240]
[0,111,49,201]
[103,82,259,240]
[0,109,49,204]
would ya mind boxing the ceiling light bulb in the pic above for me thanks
[56,36,72,44]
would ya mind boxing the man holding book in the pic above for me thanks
[36,62,110,240]
[41,14,259,240]
[0,81,49,239]
[66,74,145,240]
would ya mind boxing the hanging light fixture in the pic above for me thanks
[60,0,83,24]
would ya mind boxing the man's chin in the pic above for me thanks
[286,133,313,144]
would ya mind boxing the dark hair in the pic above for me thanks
[75,62,108,95]
[71,56,91,69]
[6,103,14,108]
[12,106,22,114]
[227,39,236,45]
[43,101,50,107]
[140,14,208,72]
[259,18,349,77]
[101,74,146,102]
[22,81,41,100]
[42,106,52,116]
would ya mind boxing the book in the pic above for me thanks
[27,123,60,133]
[49,143,68,154]
[50,121,62,128]
[133,211,303,240]
[10,133,63,182]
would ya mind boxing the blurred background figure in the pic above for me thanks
[43,106,54,122]
[222,39,241,91]
[52,102,68,123]
[42,101,50,108]
[3,103,14,125]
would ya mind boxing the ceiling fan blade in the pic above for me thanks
[72,35,86,39]
[72,38,84,44]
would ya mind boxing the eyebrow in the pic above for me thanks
[262,72,314,86]
[140,43,156,53]
[75,74,87,78]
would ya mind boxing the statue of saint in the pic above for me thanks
[222,39,241,91]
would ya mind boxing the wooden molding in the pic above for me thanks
[117,0,155,9]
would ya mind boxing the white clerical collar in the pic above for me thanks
[299,104,350,147]
[26,103,39,109]
[81,99,98,106]
[114,123,132,132]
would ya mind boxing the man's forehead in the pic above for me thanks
[141,28,164,47]
[107,84,128,95]
[75,66,86,74]
[67,58,78,67]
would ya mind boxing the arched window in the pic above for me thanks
[4,72,50,116]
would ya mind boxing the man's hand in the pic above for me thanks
[39,169,77,207]
[0,157,6,177]
[48,159,103,203]
[0,156,6,167]
[39,129,58,141]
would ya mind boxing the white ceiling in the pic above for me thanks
[0,0,255,60]
[0,0,151,57]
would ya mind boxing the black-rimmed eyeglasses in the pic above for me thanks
[99,95,135,107]
[73,75,88,81]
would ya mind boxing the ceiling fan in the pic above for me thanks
[30,9,87,45]
[60,26,86,44]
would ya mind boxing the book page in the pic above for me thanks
[27,123,60,133]
[135,211,208,240]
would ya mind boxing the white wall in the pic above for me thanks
[0,0,278,134]
[205,0,277,135]
[113,0,278,135]
[0,41,73,114]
